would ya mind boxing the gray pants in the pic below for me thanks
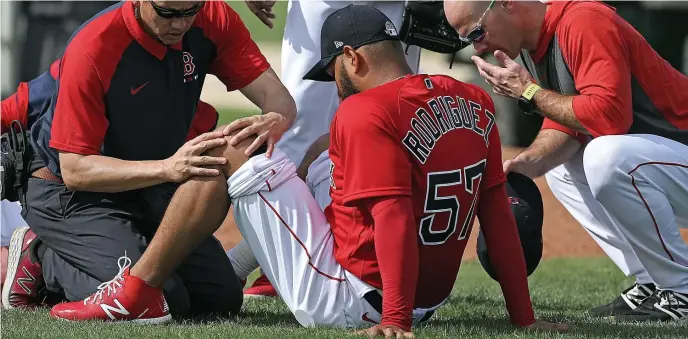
[22,177,243,319]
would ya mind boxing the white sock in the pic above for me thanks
[227,240,259,281]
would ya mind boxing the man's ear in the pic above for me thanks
[341,45,362,73]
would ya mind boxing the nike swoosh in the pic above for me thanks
[361,312,378,324]
[130,82,150,95]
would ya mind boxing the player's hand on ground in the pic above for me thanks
[355,325,414,338]
[245,1,277,28]
[524,319,574,332]
[223,112,289,158]
[162,130,228,182]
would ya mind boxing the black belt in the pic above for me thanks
[362,291,436,323]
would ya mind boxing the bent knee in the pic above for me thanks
[582,136,635,197]
[205,125,263,177]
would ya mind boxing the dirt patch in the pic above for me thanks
[462,147,688,261]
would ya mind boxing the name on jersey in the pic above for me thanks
[402,95,495,164]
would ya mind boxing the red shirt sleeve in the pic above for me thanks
[479,92,506,190]
[49,50,108,155]
[365,196,418,331]
[477,182,536,327]
[1,83,29,134]
[335,97,412,206]
[202,1,270,91]
[558,6,633,137]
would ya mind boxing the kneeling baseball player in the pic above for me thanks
[49,5,569,335]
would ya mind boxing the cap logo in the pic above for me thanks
[334,41,344,49]
[384,21,398,37]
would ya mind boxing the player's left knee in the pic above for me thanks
[583,135,635,198]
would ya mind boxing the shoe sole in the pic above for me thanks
[2,226,31,310]
[52,314,173,324]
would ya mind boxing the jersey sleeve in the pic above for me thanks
[49,49,108,155]
[335,97,412,206]
[0,83,29,134]
[478,92,506,190]
[203,2,270,91]
[558,6,633,137]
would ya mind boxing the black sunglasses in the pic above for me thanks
[147,0,204,19]
[458,0,495,44]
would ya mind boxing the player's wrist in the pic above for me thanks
[381,316,412,331]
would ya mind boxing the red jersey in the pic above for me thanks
[326,74,503,308]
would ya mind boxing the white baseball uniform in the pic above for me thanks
[1,200,26,247]
[276,0,421,167]
[227,149,440,327]
[305,150,332,210]
[546,134,688,294]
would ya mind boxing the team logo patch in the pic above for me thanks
[182,51,198,83]
[384,21,398,37]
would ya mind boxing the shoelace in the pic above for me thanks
[657,290,676,308]
[84,255,132,305]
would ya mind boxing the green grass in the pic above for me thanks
[216,107,260,126]
[2,258,686,338]
[227,1,287,43]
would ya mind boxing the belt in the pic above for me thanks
[362,291,436,324]
[32,167,63,184]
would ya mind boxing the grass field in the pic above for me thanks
[2,258,686,339]
[227,1,287,43]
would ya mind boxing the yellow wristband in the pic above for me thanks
[521,83,541,101]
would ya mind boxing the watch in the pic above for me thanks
[517,83,541,115]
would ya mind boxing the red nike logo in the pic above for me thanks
[130,82,150,95]
[362,312,378,324]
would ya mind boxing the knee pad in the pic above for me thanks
[476,172,544,281]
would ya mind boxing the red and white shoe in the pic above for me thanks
[243,274,277,299]
[2,227,46,309]
[50,255,171,324]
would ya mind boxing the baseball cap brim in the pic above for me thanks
[303,54,338,82]
[505,172,543,220]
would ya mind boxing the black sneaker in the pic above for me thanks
[616,289,688,322]
[589,282,656,317]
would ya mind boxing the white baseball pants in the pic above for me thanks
[227,149,439,327]
[546,134,688,293]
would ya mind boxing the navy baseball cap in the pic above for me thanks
[303,4,401,82]
[476,172,544,281]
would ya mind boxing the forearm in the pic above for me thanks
[368,196,418,331]
[478,183,535,327]
[59,153,168,193]
[533,89,585,132]
[242,68,297,127]
[518,129,581,177]
[297,133,330,179]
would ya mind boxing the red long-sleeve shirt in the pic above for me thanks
[537,1,688,140]
[326,74,535,329]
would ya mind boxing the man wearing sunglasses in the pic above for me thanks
[445,0,688,322]
[2,0,296,321]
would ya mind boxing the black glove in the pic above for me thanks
[1,120,32,204]
[399,1,469,64]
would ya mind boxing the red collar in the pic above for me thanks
[122,0,182,60]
